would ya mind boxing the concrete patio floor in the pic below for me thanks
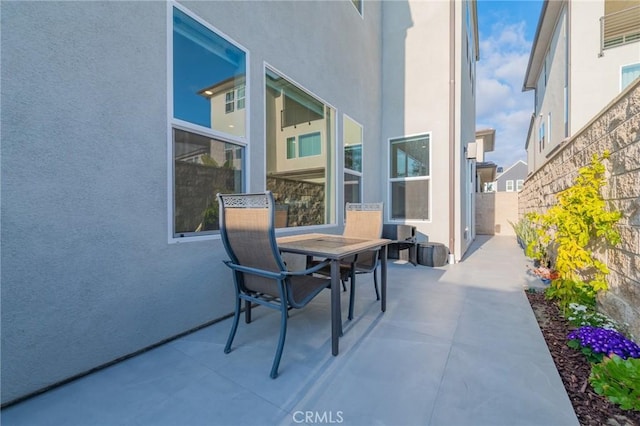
[1,235,579,426]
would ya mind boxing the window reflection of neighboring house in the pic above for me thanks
[265,73,327,184]
[196,76,245,170]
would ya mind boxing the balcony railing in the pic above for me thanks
[600,4,640,56]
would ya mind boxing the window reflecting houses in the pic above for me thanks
[171,6,246,237]
[343,115,363,206]
[197,75,246,138]
[389,135,430,220]
[265,68,334,227]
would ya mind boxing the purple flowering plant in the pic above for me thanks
[567,326,640,364]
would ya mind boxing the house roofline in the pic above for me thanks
[524,112,535,150]
[471,0,480,61]
[522,0,565,91]
[496,159,527,178]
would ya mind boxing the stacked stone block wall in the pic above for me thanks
[519,79,640,338]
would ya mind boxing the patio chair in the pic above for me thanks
[217,191,331,379]
[343,202,384,319]
[275,203,289,228]
[311,202,383,320]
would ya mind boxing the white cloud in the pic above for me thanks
[476,19,534,168]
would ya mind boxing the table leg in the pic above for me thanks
[331,258,340,356]
[380,245,387,312]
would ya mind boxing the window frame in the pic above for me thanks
[298,131,322,158]
[263,63,337,229]
[506,180,515,192]
[539,119,545,152]
[167,2,250,243]
[343,114,363,214]
[621,62,640,91]
[387,132,432,222]
[225,90,235,114]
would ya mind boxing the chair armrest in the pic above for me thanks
[223,260,285,280]
[286,259,332,276]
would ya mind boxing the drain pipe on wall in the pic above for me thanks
[448,0,456,264]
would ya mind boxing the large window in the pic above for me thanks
[171,5,247,238]
[389,134,430,221]
[265,67,335,227]
[344,115,363,206]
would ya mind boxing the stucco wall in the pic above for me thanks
[519,79,640,339]
[0,0,384,404]
[381,1,476,261]
[475,192,518,236]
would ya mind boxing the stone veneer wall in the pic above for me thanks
[267,177,325,227]
[519,79,640,338]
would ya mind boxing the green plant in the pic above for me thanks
[566,303,619,330]
[527,151,622,311]
[201,154,219,167]
[200,186,231,231]
[590,355,640,411]
[510,217,537,252]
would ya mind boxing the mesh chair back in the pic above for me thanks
[218,192,286,296]
[344,203,383,268]
[344,203,383,239]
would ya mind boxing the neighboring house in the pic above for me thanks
[1,1,480,404]
[472,128,497,193]
[494,160,528,192]
[523,0,640,175]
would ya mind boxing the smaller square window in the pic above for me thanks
[237,86,245,110]
[516,179,524,192]
[225,91,235,113]
[621,63,640,91]
[286,137,296,159]
[506,180,514,192]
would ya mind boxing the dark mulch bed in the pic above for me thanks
[526,291,640,426]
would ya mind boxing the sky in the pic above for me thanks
[475,0,544,169]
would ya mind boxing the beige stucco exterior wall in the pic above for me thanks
[520,79,640,339]
[382,1,477,261]
[569,1,640,135]
[382,0,451,249]
[475,192,518,236]
[525,0,640,176]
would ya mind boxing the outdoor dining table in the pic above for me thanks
[277,233,391,356]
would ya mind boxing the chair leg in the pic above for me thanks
[270,304,288,379]
[225,297,241,354]
[341,280,347,292]
[348,270,356,320]
[373,268,380,301]
[244,300,252,324]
